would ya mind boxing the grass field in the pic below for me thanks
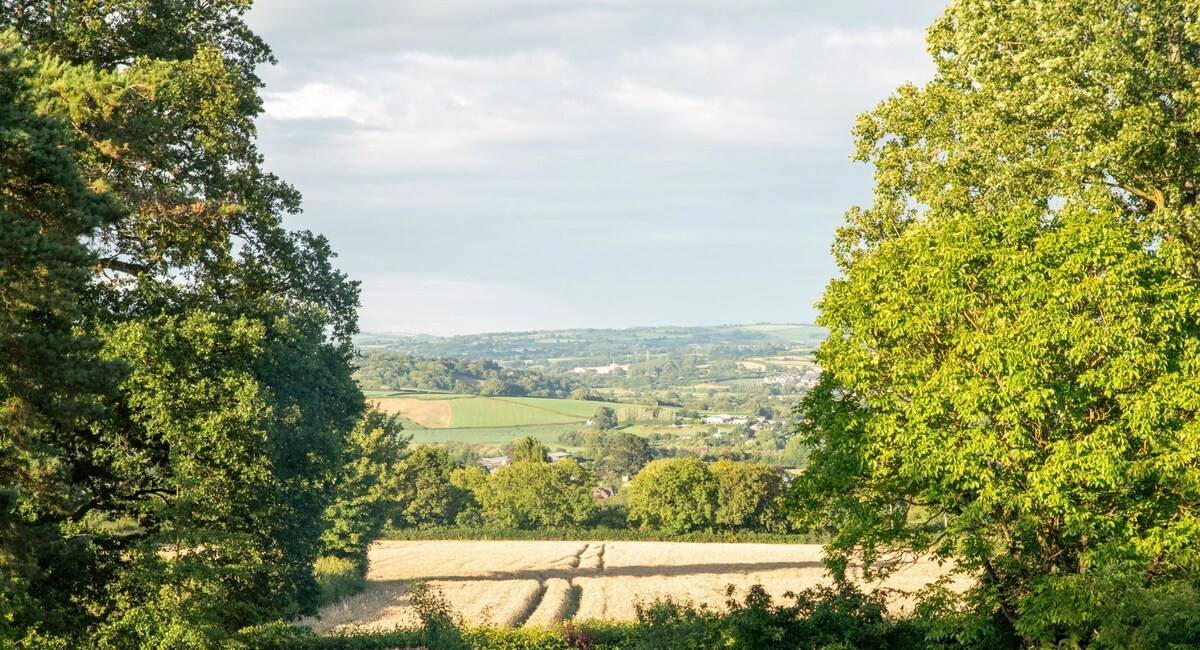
[300,540,971,633]
[405,423,583,450]
[370,395,666,430]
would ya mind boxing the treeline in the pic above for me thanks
[382,438,796,536]
[353,352,585,397]
[353,325,822,366]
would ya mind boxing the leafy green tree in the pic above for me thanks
[321,410,409,573]
[511,435,550,464]
[1,0,366,643]
[395,446,473,529]
[711,461,786,532]
[583,429,608,460]
[478,378,512,396]
[779,436,808,468]
[480,459,598,529]
[603,432,653,478]
[0,34,124,646]
[592,406,618,431]
[448,465,489,527]
[798,1,1200,645]
[626,458,716,534]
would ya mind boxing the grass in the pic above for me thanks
[494,397,629,419]
[404,423,585,451]
[372,394,670,431]
[715,378,765,387]
[448,397,588,428]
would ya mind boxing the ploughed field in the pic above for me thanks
[300,540,969,632]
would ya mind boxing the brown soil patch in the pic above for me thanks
[371,398,452,428]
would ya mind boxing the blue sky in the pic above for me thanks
[245,0,946,334]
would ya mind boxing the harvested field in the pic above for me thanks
[371,397,453,428]
[301,540,972,633]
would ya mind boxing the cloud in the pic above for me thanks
[263,83,364,121]
[356,277,572,335]
[245,2,942,334]
[259,23,933,173]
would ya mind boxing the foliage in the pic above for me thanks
[321,409,409,573]
[409,581,469,650]
[711,460,786,532]
[355,352,583,397]
[0,0,366,644]
[626,458,717,534]
[512,435,551,464]
[600,431,652,478]
[381,524,828,544]
[478,459,599,529]
[0,30,123,648]
[591,406,618,431]
[312,556,366,609]
[798,0,1200,646]
[392,445,475,529]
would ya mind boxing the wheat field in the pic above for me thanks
[299,540,971,633]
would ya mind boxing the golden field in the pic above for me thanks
[299,540,971,633]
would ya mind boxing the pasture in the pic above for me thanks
[300,540,969,633]
[405,423,583,450]
[370,395,670,430]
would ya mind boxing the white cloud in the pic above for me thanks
[263,83,365,121]
[260,23,932,172]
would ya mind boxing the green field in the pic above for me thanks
[447,397,586,427]
[405,423,584,451]
[716,378,765,387]
[371,393,653,429]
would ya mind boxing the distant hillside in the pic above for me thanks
[353,353,585,398]
[354,323,826,368]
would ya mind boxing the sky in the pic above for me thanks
[244,0,946,335]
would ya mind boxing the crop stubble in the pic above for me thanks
[302,540,969,633]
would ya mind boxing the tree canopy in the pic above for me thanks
[796,0,1200,646]
[0,2,370,644]
[478,459,599,529]
[626,458,717,535]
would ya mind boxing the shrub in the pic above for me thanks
[313,556,366,608]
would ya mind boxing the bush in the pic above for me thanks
[313,556,366,608]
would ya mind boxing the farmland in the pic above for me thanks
[369,394,657,429]
[300,540,970,633]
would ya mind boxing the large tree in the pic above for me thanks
[626,458,717,534]
[0,1,366,644]
[712,460,786,533]
[480,459,598,529]
[0,34,123,645]
[796,1,1200,647]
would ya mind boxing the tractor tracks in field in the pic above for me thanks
[512,542,605,628]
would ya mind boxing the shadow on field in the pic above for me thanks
[376,560,827,584]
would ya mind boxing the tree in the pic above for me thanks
[1,0,366,643]
[626,458,717,534]
[592,406,618,431]
[779,436,809,468]
[711,461,786,532]
[478,378,511,396]
[511,435,550,464]
[0,34,124,644]
[603,432,652,478]
[797,1,1200,646]
[394,446,472,529]
[479,459,598,529]
[321,410,409,574]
